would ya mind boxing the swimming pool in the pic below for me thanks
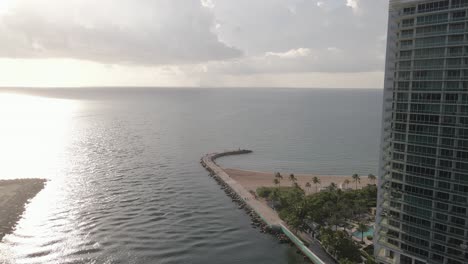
[352,226,374,239]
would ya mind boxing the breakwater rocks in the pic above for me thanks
[206,169,290,242]
[201,150,323,264]
[200,150,291,245]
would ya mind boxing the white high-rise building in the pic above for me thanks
[376,1,468,264]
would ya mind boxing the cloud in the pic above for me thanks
[346,0,359,9]
[196,46,383,76]
[265,48,311,59]
[211,0,386,64]
[201,0,215,9]
[0,0,241,65]
[0,0,389,88]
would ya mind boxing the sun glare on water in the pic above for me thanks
[0,92,78,180]
[0,92,85,261]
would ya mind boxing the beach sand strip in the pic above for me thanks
[224,168,370,194]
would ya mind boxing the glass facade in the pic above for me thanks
[376,1,468,264]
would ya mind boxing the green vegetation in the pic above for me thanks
[257,186,273,198]
[320,228,362,263]
[362,245,376,264]
[256,181,377,263]
[356,222,369,243]
[257,184,376,229]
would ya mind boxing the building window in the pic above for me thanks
[435,202,449,211]
[431,243,446,252]
[451,205,467,215]
[418,1,449,13]
[450,216,466,226]
[437,181,451,189]
[447,259,463,264]
[452,0,468,8]
[431,253,444,262]
[403,7,416,15]
[402,18,415,27]
[452,194,467,203]
[452,10,466,19]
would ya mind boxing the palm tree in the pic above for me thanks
[274,172,280,179]
[352,173,360,190]
[343,179,350,189]
[274,172,283,187]
[273,178,280,188]
[278,173,283,180]
[312,176,321,192]
[289,173,297,186]
[305,182,311,194]
[368,173,376,185]
[293,182,301,190]
[356,222,369,242]
[327,182,338,191]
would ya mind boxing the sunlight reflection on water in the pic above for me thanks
[0,92,81,262]
[0,92,79,180]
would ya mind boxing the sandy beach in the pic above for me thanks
[0,179,46,241]
[224,168,371,194]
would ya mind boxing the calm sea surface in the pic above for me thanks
[0,88,382,264]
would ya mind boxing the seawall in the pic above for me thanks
[200,150,326,264]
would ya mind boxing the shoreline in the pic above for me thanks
[224,168,370,194]
[0,179,46,241]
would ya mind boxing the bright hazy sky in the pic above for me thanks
[0,0,388,88]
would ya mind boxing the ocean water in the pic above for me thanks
[0,88,382,264]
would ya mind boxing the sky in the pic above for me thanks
[0,0,389,88]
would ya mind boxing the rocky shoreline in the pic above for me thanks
[206,169,291,244]
[200,151,319,263]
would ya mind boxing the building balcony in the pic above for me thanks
[414,42,446,48]
[411,54,447,59]
[377,236,400,251]
[412,77,443,80]
[413,29,467,38]
[416,19,449,26]
[400,45,414,50]
[446,53,465,57]
[401,24,414,28]
[452,3,468,9]
[417,6,449,14]
[398,55,413,60]
[446,64,464,68]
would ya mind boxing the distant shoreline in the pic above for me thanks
[0,179,46,241]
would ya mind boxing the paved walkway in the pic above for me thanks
[298,232,338,264]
